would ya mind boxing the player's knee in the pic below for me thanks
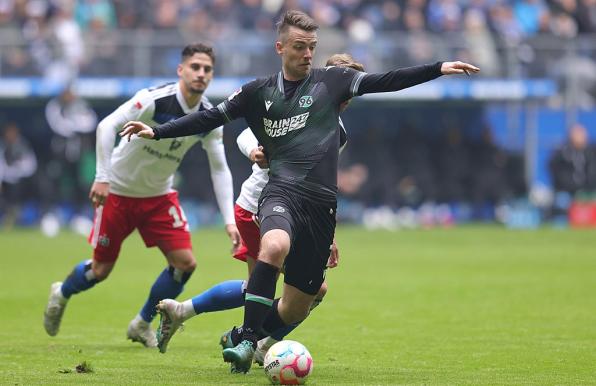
[260,239,288,266]
[91,262,113,281]
[290,306,311,323]
[177,257,196,273]
[167,250,196,272]
[279,299,310,324]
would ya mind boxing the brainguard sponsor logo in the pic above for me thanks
[263,112,309,138]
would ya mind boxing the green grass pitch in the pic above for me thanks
[1,226,595,385]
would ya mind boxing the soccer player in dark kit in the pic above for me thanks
[121,10,480,373]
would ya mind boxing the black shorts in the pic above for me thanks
[258,189,336,296]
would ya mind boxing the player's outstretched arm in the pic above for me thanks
[355,61,480,96]
[120,106,228,142]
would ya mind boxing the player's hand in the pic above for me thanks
[89,181,110,208]
[120,121,155,142]
[250,146,269,168]
[441,61,480,76]
[225,223,241,254]
[327,239,339,268]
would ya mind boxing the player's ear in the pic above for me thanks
[275,41,283,55]
[176,64,183,77]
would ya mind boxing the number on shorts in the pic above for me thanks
[168,205,187,228]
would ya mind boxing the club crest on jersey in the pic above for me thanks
[228,88,242,101]
[98,234,110,247]
[299,95,313,108]
[169,138,183,151]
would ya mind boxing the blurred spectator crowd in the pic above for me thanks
[336,122,527,224]
[1,0,596,81]
[2,0,595,37]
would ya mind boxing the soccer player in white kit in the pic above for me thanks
[154,54,362,363]
[43,43,241,347]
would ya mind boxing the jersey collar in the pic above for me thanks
[277,71,311,96]
[175,82,202,114]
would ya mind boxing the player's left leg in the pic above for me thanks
[155,277,246,353]
[253,281,328,365]
[126,248,194,348]
[221,227,289,373]
[128,192,194,347]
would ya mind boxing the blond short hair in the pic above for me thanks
[325,53,365,72]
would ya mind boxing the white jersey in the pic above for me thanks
[235,128,268,214]
[237,163,269,214]
[235,118,348,214]
[95,82,235,224]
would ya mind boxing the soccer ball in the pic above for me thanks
[263,340,313,385]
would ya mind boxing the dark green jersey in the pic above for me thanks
[152,62,443,203]
[216,67,363,202]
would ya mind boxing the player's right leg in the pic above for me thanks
[44,197,132,337]
[222,201,292,373]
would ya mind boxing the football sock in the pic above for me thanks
[242,260,279,347]
[139,266,192,322]
[268,297,323,340]
[262,299,287,338]
[189,279,246,315]
[230,325,243,346]
[60,260,98,299]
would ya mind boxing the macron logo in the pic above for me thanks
[265,100,273,111]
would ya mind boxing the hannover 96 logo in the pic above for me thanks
[299,95,313,108]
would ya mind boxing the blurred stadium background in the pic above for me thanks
[1,0,596,232]
[2,2,596,384]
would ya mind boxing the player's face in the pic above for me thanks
[178,52,214,95]
[276,27,317,80]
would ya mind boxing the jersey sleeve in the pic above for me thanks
[152,105,225,140]
[355,62,443,96]
[236,127,259,160]
[216,79,261,123]
[95,89,155,182]
[201,126,235,225]
[324,66,366,103]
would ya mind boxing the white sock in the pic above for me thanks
[133,314,149,326]
[181,300,196,321]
